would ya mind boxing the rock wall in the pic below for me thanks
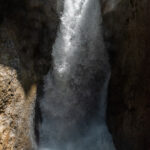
[0,0,58,149]
[104,0,150,150]
[0,65,37,149]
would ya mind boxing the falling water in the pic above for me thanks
[39,0,115,150]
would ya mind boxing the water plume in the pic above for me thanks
[39,0,115,149]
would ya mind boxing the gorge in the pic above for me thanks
[0,0,150,150]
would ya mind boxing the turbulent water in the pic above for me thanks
[39,0,115,149]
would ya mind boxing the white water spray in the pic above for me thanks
[39,0,115,149]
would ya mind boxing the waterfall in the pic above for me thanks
[39,0,115,150]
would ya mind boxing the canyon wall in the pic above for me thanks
[104,0,150,150]
[0,0,58,149]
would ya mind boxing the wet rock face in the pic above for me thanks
[0,0,59,149]
[104,0,150,150]
[0,0,59,83]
